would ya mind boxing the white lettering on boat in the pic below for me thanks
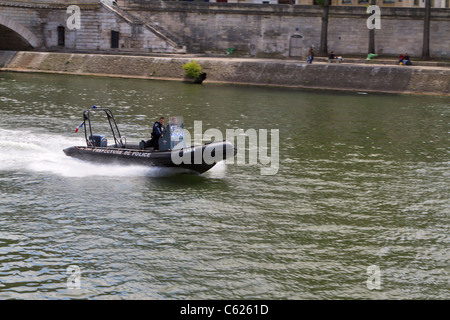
[77,147,153,158]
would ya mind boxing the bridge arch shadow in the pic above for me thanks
[0,14,41,50]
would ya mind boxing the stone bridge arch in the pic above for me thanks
[0,14,41,50]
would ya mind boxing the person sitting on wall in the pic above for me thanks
[398,53,405,64]
[402,53,412,65]
[328,51,343,63]
[329,51,336,60]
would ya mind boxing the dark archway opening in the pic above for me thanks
[0,24,33,50]
[111,30,119,49]
[58,26,65,47]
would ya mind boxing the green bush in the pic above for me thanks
[182,60,202,79]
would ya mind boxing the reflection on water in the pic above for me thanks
[0,72,449,299]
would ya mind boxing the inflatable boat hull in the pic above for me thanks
[63,140,236,174]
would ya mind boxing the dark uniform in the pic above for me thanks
[150,120,166,150]
[140,119,166,150]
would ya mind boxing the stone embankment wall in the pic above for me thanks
[1,1,449,58]
[1,51,449,95]
[120,1,450,59]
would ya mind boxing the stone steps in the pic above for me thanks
[101,1,186,52]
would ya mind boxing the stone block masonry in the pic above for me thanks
[1,1,448,58]
[121,1,450,58]
[1,51,449,96]
[0,1,184,53]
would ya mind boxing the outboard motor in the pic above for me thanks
[89,135,107,147]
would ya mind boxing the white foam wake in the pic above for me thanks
[0,127,185,178]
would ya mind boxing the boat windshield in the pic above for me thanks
[159,116,185,151]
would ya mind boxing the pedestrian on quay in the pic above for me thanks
[307,47,315,64]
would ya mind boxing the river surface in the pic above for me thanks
[0,72,448,300]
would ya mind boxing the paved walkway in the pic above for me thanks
[156,53,450,72]
[204,54,450,68]
[311,56,450,68]
[33,47,450,69]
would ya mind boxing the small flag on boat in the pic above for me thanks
[75,122,84,133]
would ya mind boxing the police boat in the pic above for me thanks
[63,107,236,174]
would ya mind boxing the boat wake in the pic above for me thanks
[0,128,196,178]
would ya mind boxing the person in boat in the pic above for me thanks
[141,116,166,150]
[150,116,166,151]
[168,116,184,150]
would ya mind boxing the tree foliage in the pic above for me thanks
[315,0,325,6]
[182,60,202,79]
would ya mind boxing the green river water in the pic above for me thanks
[0,72,448,299]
